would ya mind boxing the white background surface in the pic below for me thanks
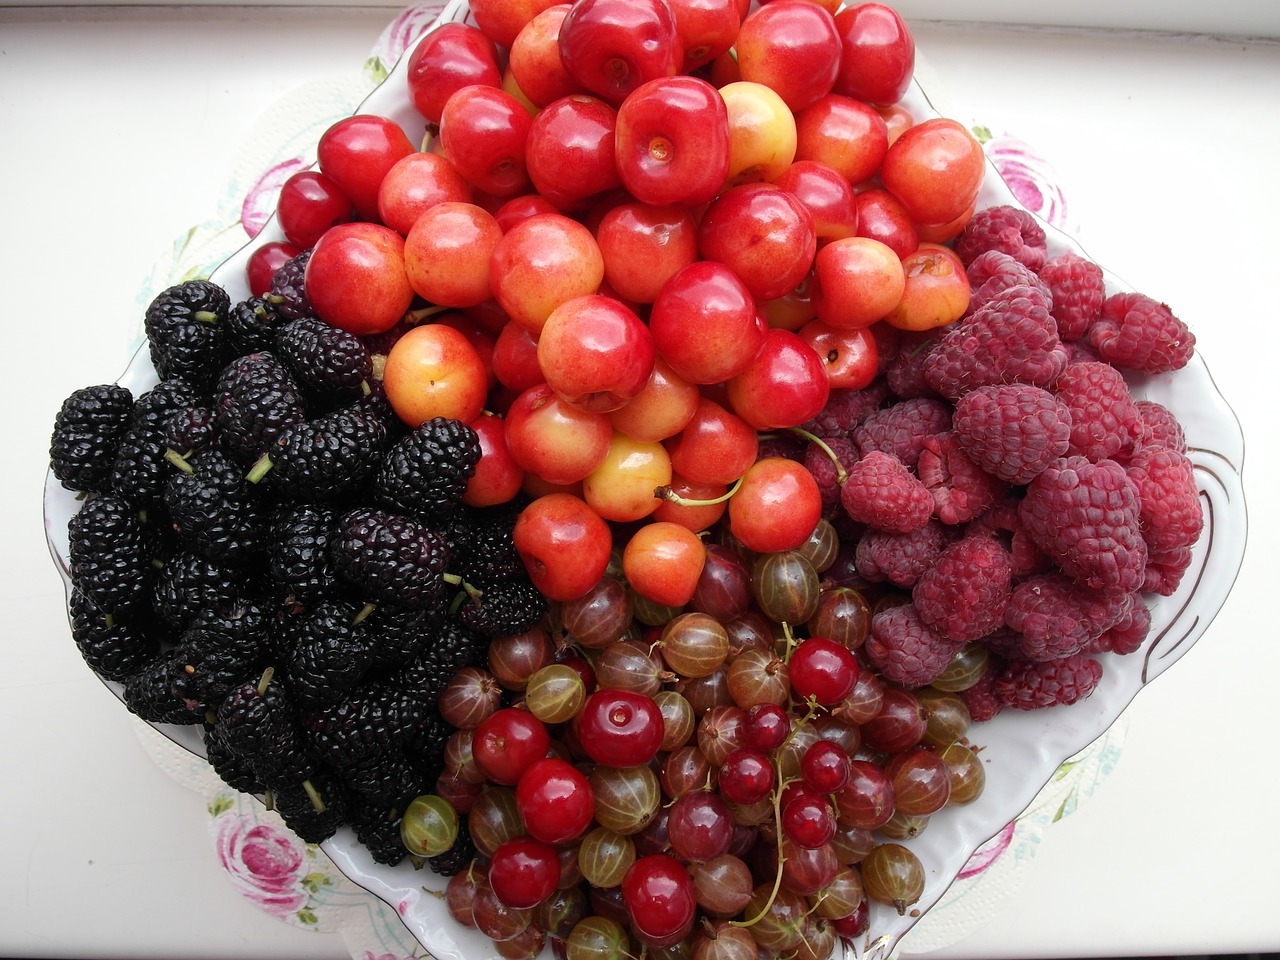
[2,5,1277,958]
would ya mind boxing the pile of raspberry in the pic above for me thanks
[806,205,1202,719]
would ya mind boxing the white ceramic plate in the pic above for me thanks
[43,1,1248,956]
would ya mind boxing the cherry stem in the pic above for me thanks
[784,426,848,485]
[653,474,745,507]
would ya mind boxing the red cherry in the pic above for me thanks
[472,708,551,785]
[743,702,790,752]
[245,241,301,298]
[718,748,776,805]
[488,835,562,909]
[789,636,860,706]
[574,689,665,767]
[801,739,852,793]
[621,854,697,948]
[781,792,837,849]
[515,757,596,844]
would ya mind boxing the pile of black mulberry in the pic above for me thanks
[48,264,544,872]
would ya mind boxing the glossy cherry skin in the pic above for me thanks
[574,689,665,767]
[725,328,831,431]
[789,636,860,706]
[276,170,354,249]
[516,757,596,844]
[621,854,697,948]
[832,2,916,107]
[315,114,415,222]
[557,0,681,104]
[405,21,503,124]
[472,708,552,785]
[488,835,562,909]
[718,748,776,804]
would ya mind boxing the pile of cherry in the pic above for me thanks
[213,1,1205,958]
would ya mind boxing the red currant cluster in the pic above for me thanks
[397,514,989,959]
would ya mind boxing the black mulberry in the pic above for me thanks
[275,317,373,404]
[213,352,307,464]
[67,493,154,618]
[330,507,452,610]
[144,279,231,393]
[49,384,134,493]
[376,418,481,522]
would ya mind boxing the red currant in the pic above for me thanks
[574,689,665,768]
[472,708,551,785]
[488,835,562,909]
[788,636,860,706]
[515,756,595,844]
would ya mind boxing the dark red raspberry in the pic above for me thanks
[917,431,1008,525]
[803,436,859,509]
[965,497,1051,579]
[854,520,948,588]
[953,204,1048,272]
[1018,456,1148,592]
[1126,446,1203,553]
[1037,251,1105,341]
[951,382,1071,485]
[965,250,1052,314]
[756,431,807,463]
[1085,597,1151,656]
[1143,545,1194,597]
[864,602,964,688]
[912,535,1012,644]
[1003,572,1132,661]
[883,329,944,401]
[853,397,953,470]
[1087,292,1195,373]
[838,450,934,534]
[923,284,1067,401]
[1130,399,1187,455]
[869,321,902,374]
[955,659,1004,722]
[799,380,891,438]
[994,653,1104,710]
[1053,360,1140,463]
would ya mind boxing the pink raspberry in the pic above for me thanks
[853,397,953,470]
[951,382,1072,485]
[865,602,964,688]
[1003,572,1132,661]
[1037,251,1105,341]
[966,497,1052,578]
[994,654,1104,710]
[1085,597,1151,656]
[1053,360,1140,463]
[1087,292,1195,373]
[923,284,1067,401]
[803,436,859,509]
[854,520,949,588]
[800,380,892,438]
[956,660,1005,722]
[1126,446,1203,553]
[1143,545,1194,597]
[884,329,944,400]
[756,431,807,463]
[1130,399,1187,455]
[917,431,1008,525]
[1018,455,1148,592]
[912,534,1013,644]
[953,204,1048,272]
[839,450,934,534]
[966,250,1053,313]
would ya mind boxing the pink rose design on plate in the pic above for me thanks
[240,157,309,240]
[371,0,452,74]
[983,133,1071,232]
[214,812,310,919]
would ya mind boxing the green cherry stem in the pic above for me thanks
[653,474,745,506]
